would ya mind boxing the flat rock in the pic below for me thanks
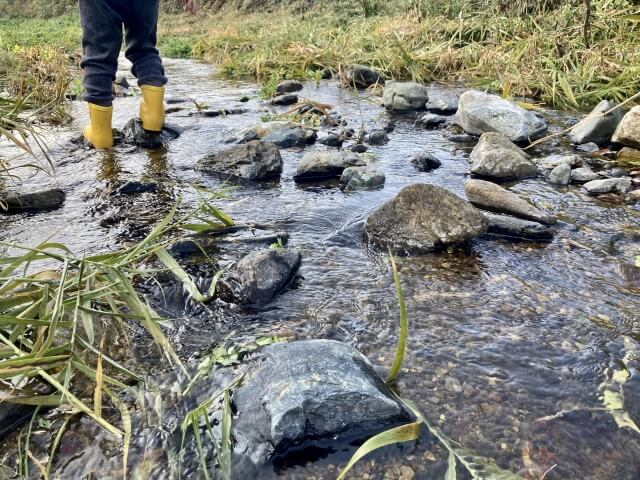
[456,91,548,144]
[345,64,385,88]
[575,142,600,153]
[382,82,429,112]
[294,151,365,181]
[368,129,389,145]
[469,132,538,179]
[340,166,385,190]
[465,179,556,225]
[224,121,314,148]
[416,113,448,128]
[271,94,298,106]
[412,152,442,171]
[113,181,158,195]
[583,178,632,195]
[219,249,300,306]
[196,141,283,180]
[365,183,488,253]
[232,340,412,465]
[121,118,182,148]
[539,154,584,170]
[612,106,640,148]
[276,80,304,94]
[571,167,600,184]
[351,144,368,153]
[548,163,571,185]
[569,100,623,146]
[1,188,66,212]
[483,212,554,242]
[317,131,343,147]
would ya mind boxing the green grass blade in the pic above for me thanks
[387,253,408,383]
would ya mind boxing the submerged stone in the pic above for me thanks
[456,91,548,144]
[365,183,488,253]
[218,249,300,306]
[1,188,66,212]
[483,212,554,242]
[368,129,389,145]
[412,152,442,171]
[340,166,385,190]
[196,141,283,180]
[232,340,413,465]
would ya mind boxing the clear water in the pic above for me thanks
[1,57,639,479]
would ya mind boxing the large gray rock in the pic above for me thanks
[262,126,311,148]
[196,141,283,180]
[294,151,365,181]
[612,106,640,148]
[383,82,429,112]
[583,178,632,195]
[457,91,548,144]
[469,132,538,180]
[345,64,385,88]
[232,340,413,465]
[570,167,600,184]
[1,188,66,212]
[569,100,623,146]
[464,179,556,225]
[340,166,385,190]
[365,184,488,253]
[483,212,554,242]
[548,163,571,186]
[219,249,301,306]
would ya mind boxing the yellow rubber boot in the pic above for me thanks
[139,85,165,132]
[83,103,113,149]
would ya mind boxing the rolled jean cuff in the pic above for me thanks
[82,73,115,105]
[138,75,168,88]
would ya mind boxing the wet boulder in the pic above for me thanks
[196,141,283,180]
[368,129,389,145]
[276,80,304,94]
[294,151,365,181]
[612,106,640,148]
[121,119,183,148]
[464,179,556,225]
[317,131,343,148]
[456,91,548,144]
[219,249,300,306]
[345,64,385,88]
[340,166,385,190]
[383,82,429,112]
[1,188,66,212]
[232,340,413,465]
[225,121,314,148]
[547,163,571,186]
[412,152,442,171]
[365,184,488,253]
[483,212,554,242]
[270,94,298,106]
[416,113,448,128]
[469,132,538,180]
[571,167,600,184]
[583,178,632,195]
[569,100,623,146]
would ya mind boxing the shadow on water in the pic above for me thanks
[1,56,639,479]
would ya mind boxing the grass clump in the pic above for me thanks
[160,0,640,108]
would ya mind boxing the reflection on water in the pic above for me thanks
[0,57,639,479]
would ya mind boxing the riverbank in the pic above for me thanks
[1,1,639,112]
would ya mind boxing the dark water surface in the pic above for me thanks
[1,58,639,479]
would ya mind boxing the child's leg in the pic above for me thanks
[123,0,167,88]
[79,0,123,106]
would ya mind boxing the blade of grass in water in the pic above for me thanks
[387,252,407,383]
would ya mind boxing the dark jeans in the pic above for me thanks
[79,0,167,106]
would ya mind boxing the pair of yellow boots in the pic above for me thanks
[83,85,165,149]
